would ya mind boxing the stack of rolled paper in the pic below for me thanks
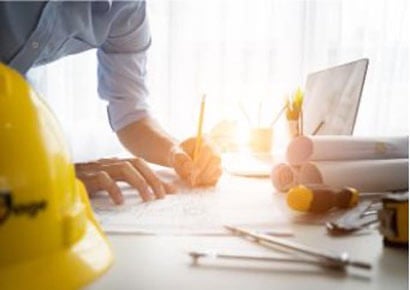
[271,136,409,192]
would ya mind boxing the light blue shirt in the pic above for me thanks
[0,1,151,131]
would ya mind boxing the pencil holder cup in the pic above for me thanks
[287,120,300,139]
[248,127,273,154]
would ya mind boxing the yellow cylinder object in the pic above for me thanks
[287,185,313,212]
[0,63,113,290]
[347,187,359,208]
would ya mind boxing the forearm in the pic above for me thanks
[116,116,178,167]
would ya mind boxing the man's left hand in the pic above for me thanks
[75,157,176,204]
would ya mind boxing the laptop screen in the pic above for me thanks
[302,58,369,135]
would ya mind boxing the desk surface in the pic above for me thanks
[87,175,408,290]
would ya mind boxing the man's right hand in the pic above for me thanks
[170,137,222,187]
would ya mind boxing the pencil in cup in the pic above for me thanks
[193,94,206,163]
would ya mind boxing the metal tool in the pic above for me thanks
[326,200,381,235]
[189,250,351,269]
[224,225,371,270]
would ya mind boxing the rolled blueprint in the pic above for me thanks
[271,162,323,192]
[298,159,409,192]
[287,135,409,165]
[271,159,409,192]
[271,163,299,192]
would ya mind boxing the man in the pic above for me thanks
[0,1,222,204]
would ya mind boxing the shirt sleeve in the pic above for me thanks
[97,1,151,132]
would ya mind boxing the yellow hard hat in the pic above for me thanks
[0,63,113,290]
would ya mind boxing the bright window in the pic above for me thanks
[28,0,409,161]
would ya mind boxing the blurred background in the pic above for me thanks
[27,0,409,162]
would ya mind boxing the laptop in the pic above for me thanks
[302,58,369,135]
[227,58,369,177]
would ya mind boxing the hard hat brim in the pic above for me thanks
[0,219,113,290]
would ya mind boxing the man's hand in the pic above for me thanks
[170,137,222,186]
[75,158,176,205]
[115,118,222,188]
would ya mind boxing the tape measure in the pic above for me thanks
[378,192,408,248]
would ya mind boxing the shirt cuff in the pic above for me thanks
[97,49,150,131]
[107,101,150,131]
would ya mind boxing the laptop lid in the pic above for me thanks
[303,58,369,135]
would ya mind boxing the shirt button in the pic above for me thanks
[31,41,39,49]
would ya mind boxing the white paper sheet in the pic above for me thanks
[91,171,290,235]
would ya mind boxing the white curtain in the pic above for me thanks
[27,0,409,162]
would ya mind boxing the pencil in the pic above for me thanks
[312,120,325,135]
[193,94,206,162]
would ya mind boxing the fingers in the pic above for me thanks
[193,154,222,186]
[178,137,223,187]
[172,150,194,179]
[194,145,213,172]
[192,142,222,186]
[195,157,223,186]
[179,138,196,156]
[127,158,167,199]
[126,158,176,195]
[75,157,174,203]
[77,171,123,205]
[100,161,154,202]
[163,182,177,194]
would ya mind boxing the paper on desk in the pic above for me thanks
[91,173,290,235]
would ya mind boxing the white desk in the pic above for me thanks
[88,175,408,290]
